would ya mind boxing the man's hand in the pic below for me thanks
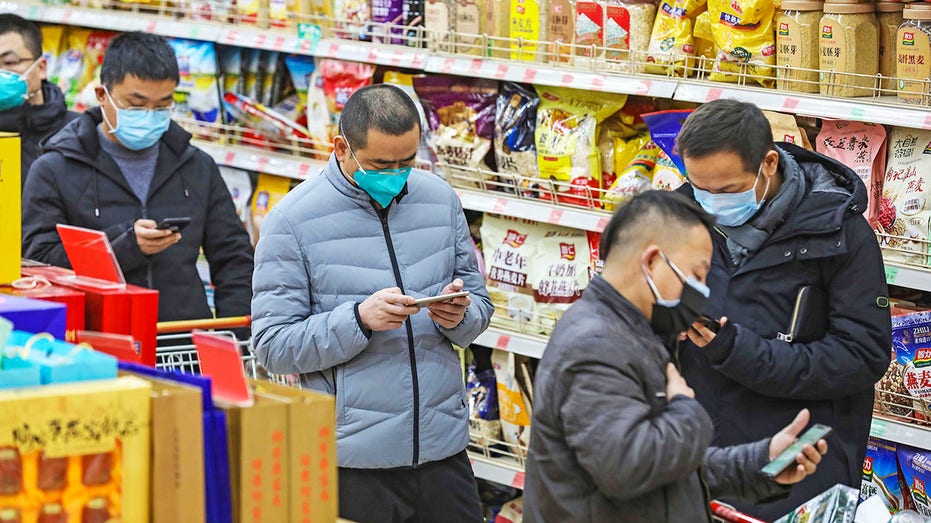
[428,278,471,329]
[665,363,695,400]
[134,219,181,255]
[686,316,729,347]
[359,287,420,331]
[768,409,829,485]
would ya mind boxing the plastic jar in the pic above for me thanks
[878,1,905,93]
[897,4,931,105]
[776,0,823,92]
[819,1,880,97]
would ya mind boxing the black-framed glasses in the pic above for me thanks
[0,56,37,70]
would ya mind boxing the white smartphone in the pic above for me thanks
[413,291,470,307]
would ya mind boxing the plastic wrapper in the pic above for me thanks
[371,0,406,43]
[306,68,332,146]
[220,166,254,233]
[495,497,524,523]
[243,48,262,101]
[467,362,502,444]
[383,71,436,171]
[533,85,628,203]
[899,445,931,516]
[481,214,544,330]
[763,110,804,146]
[495,82,540,179]
[891,311,931,423]
[653,149,687,190]
[530,226,591,334]
[879,128,931,266]
[646,0,706,75]
[587,231,603,276]
[774,484,859,523]
[218,46,243,105]
[816,120,887,227]
[333,0,371,39]
[168,38,222,124]
[492,350,532,458]
[320,59,376,126]
[860,438,911,514]
[604,139,659,210]
[284,54,315,115]
[250,174,295,246]
[414,76,497,172]
[40,26,64,88]
[260,52,282,107]
[699,0,777,86]
[224,92,312,142]
[642,109,692,174]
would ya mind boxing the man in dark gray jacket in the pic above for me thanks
[523,191,828,523]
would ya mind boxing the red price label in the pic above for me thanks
[61,10,73,23]
[225,31,238,44]
[390,52,403,66]
[561,73,575,86]
[512,471,525,489]
[254,33,268,47]
[596,216,610,232]
[224,151,236,165]
[548,208,564,225]
[636,81,652,96]
[521,67,537,84]
[782,97,800,111]
[257,156,270,172]
[495,335,511,351]
[492,198,508,214]
[590,76,605,90]
[495,63,508,80]
[469,59,483,74]
[146,20,158,33]
[441,58,455,74]
[705,88,723,102]
[273,36,286,51]
[367,49,379,63]
[411,53,426,69]
[298,163,312,178]
[923,114,931,130]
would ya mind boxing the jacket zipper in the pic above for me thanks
[375,206,420,467]
[140,204,154,289]
[778,287,807,343]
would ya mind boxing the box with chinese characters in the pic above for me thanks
[0,376,151,523]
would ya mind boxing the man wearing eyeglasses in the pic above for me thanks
[0,14,77,183]
[21,32,253,324]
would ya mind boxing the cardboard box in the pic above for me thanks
[253,380,338,523]
[22,266,158,366]
[142,375,207,523]
[0,294,67,339]
[1,283,86,338]
[220,393,290,523]
[0,133,20,285]
[0,376,152,522]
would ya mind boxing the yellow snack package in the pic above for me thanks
[646,0,707,76]
[40,26,64,87]
[706,0,777,86]
[604,139,659,210]
[534,86,628,200]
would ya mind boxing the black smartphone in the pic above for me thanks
[155,217,192,232]
[761,424,832,478]
[696,315,721,333]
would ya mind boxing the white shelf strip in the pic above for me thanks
[871,415,931,450]
[472,327,548,359]
[195,141,326,180]
[455,188,610,232]
[468,453,526,489]
[885,263,931,293]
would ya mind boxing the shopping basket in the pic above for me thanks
[155,316,302,388]
[711,501,768,523]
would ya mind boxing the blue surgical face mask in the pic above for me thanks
[0,60,38,112]
[344,137,412,208]
[103,88,173,151]
[692,164,771,227]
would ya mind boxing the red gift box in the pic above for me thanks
[1,282,86,339]
[22,265,159,366]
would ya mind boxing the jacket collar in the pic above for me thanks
[323,153,409,209]
[0,81,68,135]
[585,276,654,334]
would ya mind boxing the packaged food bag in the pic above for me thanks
[492,350,532,457]
[899,444,931,516]
[480,214,545,331]
[55,27,92,108]
[861,438,911,514]
[466,360,502,445]
[815,121,887,226]
[702,0,777,87]
[587,231,603,277]
[495,497,524,523]
[763,111,804,146]
[250,174,294,245]
[646,0,706,75]
[530,226,591,334]
[495,82,540,178]
[642,109,692,174]
[384,71,436,171]
[880,129,931,266]
[652,149,687,190]
[604,139,659,210]
[321,59,376,129]
[284,54,315,115]
[40,25,65,87]
[534,85,628,200]
[168,38,222,124]
[774,484,859,523]
[414,76,498,172]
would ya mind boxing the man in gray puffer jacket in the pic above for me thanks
[251,84,494,523]
[523,191,828,523]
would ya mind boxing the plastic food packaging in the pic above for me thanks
[530,225,591,334]
[495,82,540,179]
[605,0,657,66]
[878,2,904,94]
[774,484,859,523]
[879,128,931,265]
[383,71,437,171]
[466,361,502,445]
[168,38,222,123]
[860,438,911,514]
[641,109,691,175]
[699,0,776,87]
[510,0,547,61]
[815,120,887,226]
[899,444,931,516]
[481,214,545,331]
[897,5,931,106]
[645,0,706,76]
[492,350,532,458]
[320,59,376,126]
[223,92,313,141]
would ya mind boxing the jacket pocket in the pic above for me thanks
[335,365,347,431]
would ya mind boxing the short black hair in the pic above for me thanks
[340,84,421,150]
[0,15,41,60]
[600,190,716,261]
[676,99,774,173]
[100,32,179,89]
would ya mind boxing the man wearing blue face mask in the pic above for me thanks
[251,84,494,523]
[0,15,77,184]
[675,99,891,520]
[21,32,253,324]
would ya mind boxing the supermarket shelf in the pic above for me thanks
[675,83,931,131]
[871,415,931,450]
[885,263,931,293]
[468,453,526,489]
[472,327,548,359]
[423,55,679,99]
[315,39,428,69]
[195,141,326,180]
[456,188,610,232]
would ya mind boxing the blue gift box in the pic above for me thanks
[0,355,41,388]
[0,295,67,340]
[5,331,117,385]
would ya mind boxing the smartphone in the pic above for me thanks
[413,291,470,307]
[761,424,832,478]
[155,217,192,232]
[696,315,722,333]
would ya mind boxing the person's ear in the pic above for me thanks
[641,245,662,273]
[333,135,349,164]
[36,57,47,81]
[95,85,108,106]
[762,149,780,179]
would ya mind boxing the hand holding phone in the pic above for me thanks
[155,217,192,232]
[413,291,470,307]
[696,315,721,334]
[762,421,831,479]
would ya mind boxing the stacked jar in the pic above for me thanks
[878,1,905,94]
[819,0,880,97]
[776,1,823,92]
[897,4,931,105]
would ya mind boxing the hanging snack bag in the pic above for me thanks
[861,438,910,514]
[701,0,777,87]
[642,109,692,174]
[414,76,498,172]
[219,166,254,231]
[56,28,92,109]
[531,226,591,335]
[891,311,931,422]
[604,139,659,210]
[333,0,371,39]
[492,350,532,458]
[466,361,502,445]
[250,173,295,245]
[816,120,887,226]
[763,110,805,146]
[260,51,282,107]
[898,444,931,516]
[495,82,540,179]
[40,25,65,87]
[371,0,407,43]
[480,214,544,331]
[218,46,243,105]
[534,85,628,202]
[306,68,332,146]
[320,59,376,125]
[168,38,222,124]
[284,54,315,113]
[587,231,603,277]
[646,0,706,76]
[242,48,262,101]
[384,71,436,171]
[880,128,931,266]
[652,149,687,190]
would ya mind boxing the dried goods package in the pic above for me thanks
[466,361,502,445]
[880,128,931,266]
[646,0,706,75]
[816,120,887,226]
[530,227,591,335]
[604,139,658,210]
[699,0,777,87]
[898,444,931,516]
[495,82,540,179]
[891,311,931,422]
[480,214,546,331]
[860,438,910,514]
[763,110,804,146]
[492,350,532,458]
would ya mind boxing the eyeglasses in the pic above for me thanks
[0,56,37,71]
[110,95,175,114]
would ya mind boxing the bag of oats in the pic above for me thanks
[881,128,931,266]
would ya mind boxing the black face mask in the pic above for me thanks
[642,252,711,337]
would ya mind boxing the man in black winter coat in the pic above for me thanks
[523,191,828,523]
[676,99,892,519]
[21,32,253,323]
[0,14,77,183]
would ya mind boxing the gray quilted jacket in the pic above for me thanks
[251,155,493,469]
